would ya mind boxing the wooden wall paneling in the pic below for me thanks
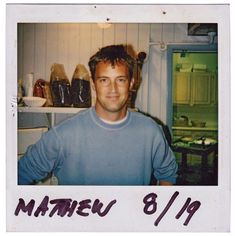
[136,60,149,112]
[90,23,103,106]
[138,23,150,53]
[45,24,58,81]
[34,23,47,81]
[126,24,141,108]
[68,23,80,80]
[79,24,92,70]
[114,24,127,45]
[90,24,103,57]
[148,45,162,118]
[57,24,70,78]
[17,23,24,81]
[147,24,163,118]
[162,23,175,42]
[150,23,162,43]
[20,23,48,127]
[159,24,175,123]
[126,24,139,56]
[135,23,150,112]
[102,24,115,47]
[174,23,189,43]
[55,23,74,123]
[23,23,35,78]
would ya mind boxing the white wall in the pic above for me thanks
[18,23,209,125]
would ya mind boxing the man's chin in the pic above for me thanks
[102,103,127,113]
[105,106,124,113]
[95,98,129,113]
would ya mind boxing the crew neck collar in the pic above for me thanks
[99,111,129,124]
[90,106,131,130]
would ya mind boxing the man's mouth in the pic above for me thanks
[106,95,119,100]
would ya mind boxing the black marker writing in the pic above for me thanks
[14,196,117,218]
[34,196,49,217]
[143,192,157,215]
[49,198,78,217]
[154,191,179,226]
[92,199,117,217]
[14,198,35,216]
[175,198,201,226]
[76,199,91,216]
[143,191,201,227]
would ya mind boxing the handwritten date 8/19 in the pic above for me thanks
[14,191,201,228]
[143,191,201,226]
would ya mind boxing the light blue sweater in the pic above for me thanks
[18,107,177,185]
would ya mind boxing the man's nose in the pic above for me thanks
[110,80,118,92]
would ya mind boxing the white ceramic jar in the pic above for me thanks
[24,73,34,97]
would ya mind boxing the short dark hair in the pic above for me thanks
[88,45,135,81]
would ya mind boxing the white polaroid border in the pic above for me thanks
[6,4,230,232]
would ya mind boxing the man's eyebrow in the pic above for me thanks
[95,75,128,79]
[116,75,128,78]
[95,76,109,79]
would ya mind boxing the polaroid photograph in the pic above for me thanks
[6,4,230,232]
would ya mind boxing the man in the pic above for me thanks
[18,45,177,185]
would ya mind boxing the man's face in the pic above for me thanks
[93,61,134,119]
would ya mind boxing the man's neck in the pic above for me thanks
[99,112,129,124]
[95,105,128,122]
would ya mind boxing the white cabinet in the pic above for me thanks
[173,72,191,104]
[173,72,217,106]
[191,72,211,105]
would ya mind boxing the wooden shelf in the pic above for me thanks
[18,106,86,114]
[172,126,217,131]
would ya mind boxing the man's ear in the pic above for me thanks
[129,78,135,90]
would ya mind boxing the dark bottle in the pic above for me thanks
[71,64,91,108]
[51,77,72,107]
[50,63,72,107]
[71,77,91,108]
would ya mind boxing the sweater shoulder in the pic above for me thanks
[130,111,161,129]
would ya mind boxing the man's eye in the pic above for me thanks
[117,78,127,83]
[97,78,110,86]
[99,78,108,83]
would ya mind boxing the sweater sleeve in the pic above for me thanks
[18,128,63,185]
[152,125,178,184]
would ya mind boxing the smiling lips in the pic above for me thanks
[106,94,119,100]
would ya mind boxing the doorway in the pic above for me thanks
[167,44,218,185]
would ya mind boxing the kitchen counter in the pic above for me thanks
[172,126,217,131]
